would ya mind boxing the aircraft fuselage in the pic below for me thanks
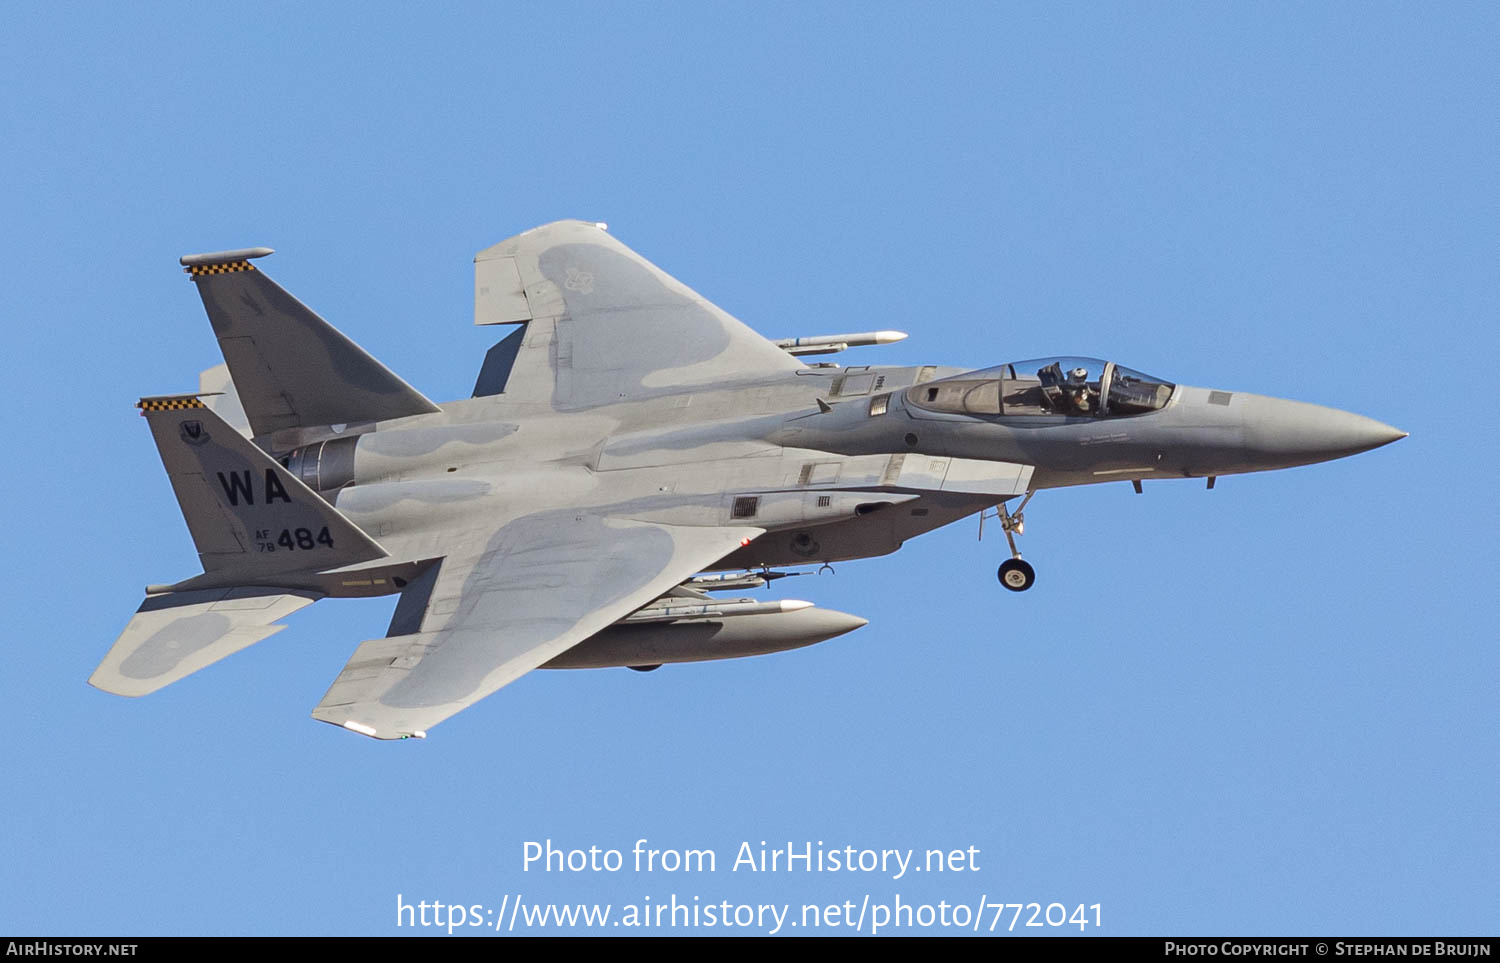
[273,359,1402,581]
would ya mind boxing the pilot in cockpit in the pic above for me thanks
[1065,366,1094,414]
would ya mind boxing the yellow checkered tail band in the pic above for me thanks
[185,261,255,277]
[137,397,206,413]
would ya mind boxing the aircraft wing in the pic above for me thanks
[311,514,762,739]
[471,220,801,407]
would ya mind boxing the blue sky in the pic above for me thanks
[2,2,1495,936]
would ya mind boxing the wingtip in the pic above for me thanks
[311,708,427,741]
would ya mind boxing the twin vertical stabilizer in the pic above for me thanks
[94,246,430,698]
[181,248,440,438]
[135,394,387,579]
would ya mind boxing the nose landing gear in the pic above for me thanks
[998,558,1036,591]
[990,492,1037,592]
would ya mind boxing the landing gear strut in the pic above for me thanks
[994,492,1036,592]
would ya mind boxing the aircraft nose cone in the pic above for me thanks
[1241,395,1406,468]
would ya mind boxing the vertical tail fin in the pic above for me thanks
[181,248,440,438]
[138,394,387,578]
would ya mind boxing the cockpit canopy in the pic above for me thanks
[905,357,1174,418]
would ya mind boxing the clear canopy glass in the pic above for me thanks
[905,357,1174,418]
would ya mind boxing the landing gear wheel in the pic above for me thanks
[627,664,662,672]
[997,558,1035,592]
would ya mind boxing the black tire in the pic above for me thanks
[997,558,1036,592]
[627,664,662,672]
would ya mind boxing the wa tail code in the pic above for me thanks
[217,469,292,506]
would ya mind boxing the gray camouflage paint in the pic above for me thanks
[93,220,1405,738]
[192,265,439,435]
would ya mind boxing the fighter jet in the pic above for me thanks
[91,220,1406,739]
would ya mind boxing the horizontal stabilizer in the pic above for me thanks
[137,395,387,578]
[91,587,321,696]
[181,248,440,436]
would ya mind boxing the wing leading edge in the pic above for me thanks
[312,515,762,739]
